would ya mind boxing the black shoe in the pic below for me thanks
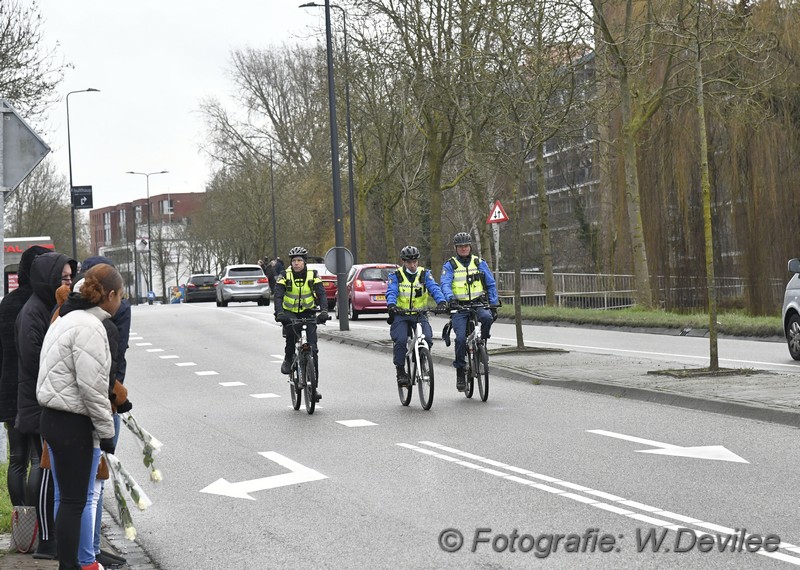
[32,539,57,560]
[442,324,451,347]
[396,367,410,387]
[456,369,466,392]
[314,391,322,402]
[281,359,291,375]
[97,550,126,568]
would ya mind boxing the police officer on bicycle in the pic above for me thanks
[440,232,499,392]
[274,247,328,398]
[386,246,447,387]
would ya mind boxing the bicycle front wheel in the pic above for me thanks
[417,347,434,410]
[477,344,489,402]
[290,363,302,410]
[303,355,317,415]
[465,349,475,399]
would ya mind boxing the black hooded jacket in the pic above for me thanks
[0,246,51,423]
[15,252,77,434]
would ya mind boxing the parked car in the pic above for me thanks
[336,263,397,320]
[184,274,218,303]
[216,264,270,307]
[782,258,800,360]
[306,262,337,310]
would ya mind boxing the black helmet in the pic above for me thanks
[400,245,420,261]
[288,246,308,259]
[453,232,472,246]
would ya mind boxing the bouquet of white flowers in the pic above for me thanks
[121,412,163,482]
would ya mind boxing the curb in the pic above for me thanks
[319,330,800,429]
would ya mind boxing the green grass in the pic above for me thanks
[0,461,10,532]
[498,305,783,338]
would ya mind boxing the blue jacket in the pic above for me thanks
[386,267,446,307]
[440,255,499,305]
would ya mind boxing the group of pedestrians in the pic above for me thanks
[0,248,132,570]
[386,232,499,392]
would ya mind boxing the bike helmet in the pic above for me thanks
[453,232,472,246]
[288,246,308,259]
[400,245,420,261]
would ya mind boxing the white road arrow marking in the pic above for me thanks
[200,452,327,500]
[587,430,749,463]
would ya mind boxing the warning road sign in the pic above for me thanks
[486,200,509,224]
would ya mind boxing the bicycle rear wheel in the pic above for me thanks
[290,362,302,410]
[303,355,317,414]
[416,347,434,410]
[477,344,489,402]
[398,356,413,406]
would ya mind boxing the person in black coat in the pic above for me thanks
[15,251,77,559]
[0,245,51,506]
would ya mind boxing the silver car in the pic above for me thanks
[216,264,271,307]
[782,258,800,360]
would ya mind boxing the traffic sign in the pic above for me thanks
[324,246,354,275]
[0,100,50,190]
[486,200,509,224]
[71,185,93,209]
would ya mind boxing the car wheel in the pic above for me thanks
[787,314,800,360]
[348,300,359,320]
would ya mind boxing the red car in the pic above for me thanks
[306,263,337,310]
[336,263,398,320]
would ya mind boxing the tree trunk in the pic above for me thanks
[535,141,555,306]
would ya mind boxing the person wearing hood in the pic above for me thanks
[37,263,121,570]
[15,251,77,559]
[0,245,51,507]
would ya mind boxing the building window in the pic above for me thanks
[161,199,174,216]
[135,205,142,224]
[103,212,112,244]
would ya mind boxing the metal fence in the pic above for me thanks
[495,271,785,310]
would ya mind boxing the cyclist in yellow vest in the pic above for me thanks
[440,232,499,391]
[274,247,328,398]
[386,246,447,386]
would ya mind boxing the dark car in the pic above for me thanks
[184,274,218,303]
[336,263,397,320]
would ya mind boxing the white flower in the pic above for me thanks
[136,499,149,511]
[125,526,137,541]
[150,469,163,482]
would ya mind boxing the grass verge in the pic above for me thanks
[498,305,783,338]
[0,461,10,532]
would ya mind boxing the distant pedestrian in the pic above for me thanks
[263,258,277,292]
[15,251,77,560]
[274,256,285,276]
[37,263,122,570]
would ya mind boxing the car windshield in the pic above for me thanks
[190,275,216,285]
[229,268,264,277]
[360,268,392,282]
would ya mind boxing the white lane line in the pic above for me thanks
[336,419,377,427]
[146,348,164,353]
[135,342,152,346]
[219,381,246,387]
[175,362,196,367]
[250,393,280,399]
[159,355,179,359]
[270,354,284,359]
[195,371,219,376]
[587,429,677,449]
[129,336,144,340]
[404,441,800,566]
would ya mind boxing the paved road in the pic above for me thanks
[105,303,800,569]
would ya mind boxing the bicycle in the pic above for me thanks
[394,309,436,410]
[284,313,325,414]
[449,301,492,402]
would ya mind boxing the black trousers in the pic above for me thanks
[5,422,39,506]
[40,408,94,570]
[283,312,319,378]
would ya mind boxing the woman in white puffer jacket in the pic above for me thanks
[36,263,123,570]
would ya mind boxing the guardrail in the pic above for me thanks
[496,271,784,310]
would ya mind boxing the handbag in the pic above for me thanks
[9,506,38,553]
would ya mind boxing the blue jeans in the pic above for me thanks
[390,314,432,367]
[93,413,121,555]
[450,308,493,369]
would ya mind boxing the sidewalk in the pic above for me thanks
[319,320,800,428]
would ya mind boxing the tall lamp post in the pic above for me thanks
[300,1,357,263]
[126,170,168,303]
[67,88,100,260]
[270,142,278,260]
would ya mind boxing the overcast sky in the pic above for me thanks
[35,0,325,209]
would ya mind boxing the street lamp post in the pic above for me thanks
[66,88,100,260]
[126,170,168,304]
[300,1,357,263]
[270,143,278,260]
